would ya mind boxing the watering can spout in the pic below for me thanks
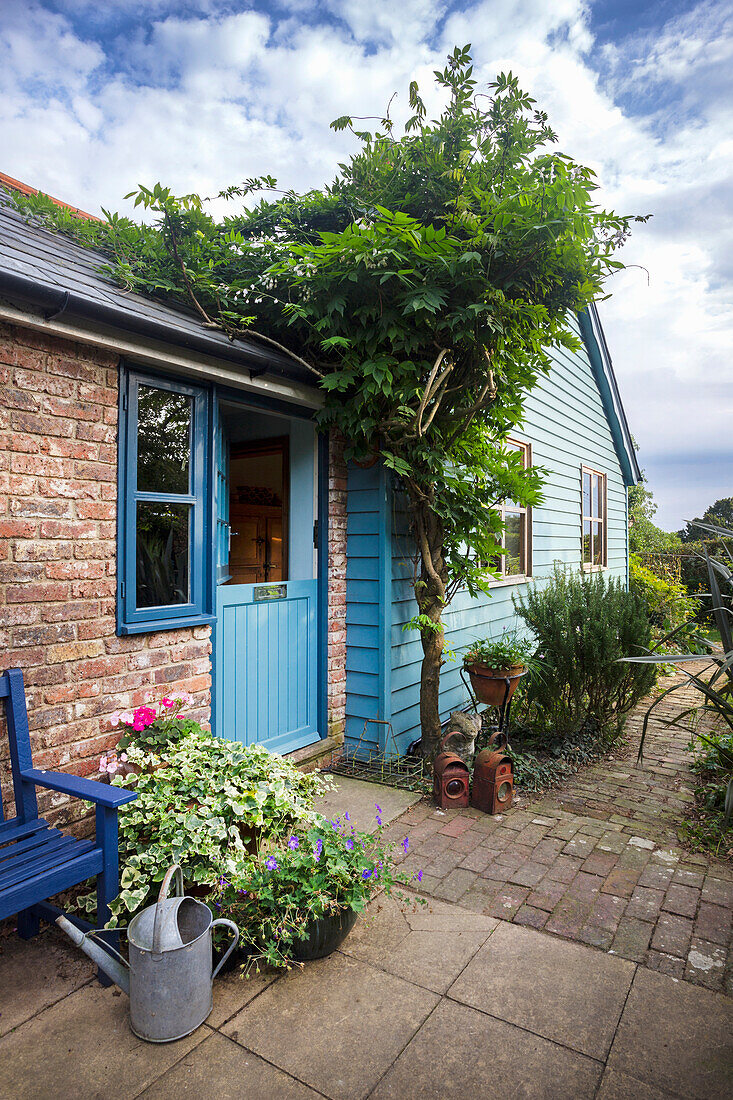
[55,915,130,996]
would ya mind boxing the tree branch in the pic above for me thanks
[416,349,450,437]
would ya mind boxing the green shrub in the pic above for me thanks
[513,564,657,735]
[629,553,703,652]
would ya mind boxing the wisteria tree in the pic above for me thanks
[18,47,645,757]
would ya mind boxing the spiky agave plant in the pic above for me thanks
[623,522,733,824]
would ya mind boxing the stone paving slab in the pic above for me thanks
[138,1032,322,1099]
[607,967,733,1099]
[223,951,439,1100]
[0,924,95,1037]
[0,982,207,1100]
[448,920,635,1060]
[315,775,421,833]
[387,670,733,994]
[370,999,603,1100]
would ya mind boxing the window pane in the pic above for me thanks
[136,502,190,608]
[583,519,592,564]
[504,513,524,576]
[593,521,604,566]
[137,385,191,494]
[582,472,591,517]
[593,475,602,519]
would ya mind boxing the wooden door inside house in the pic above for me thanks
[214,401,320,754]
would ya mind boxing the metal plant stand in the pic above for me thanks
[459,665,528,742]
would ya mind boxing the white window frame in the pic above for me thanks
[581,465,607,571]
[490,439,533,586]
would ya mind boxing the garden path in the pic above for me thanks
[388,664,733,995]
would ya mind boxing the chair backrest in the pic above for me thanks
[0,669,39,826]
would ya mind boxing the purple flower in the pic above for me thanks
[288,835,299,850]
[345,838,355,851]
[313,838,323,861]
[330,819,340,831]
[237,889,247,896]
[266,857,279,871]
[218,875,228,886]
[343,811,350,822]
[415,870,423,883]
[361,868,373,880]
[402,836,409,853]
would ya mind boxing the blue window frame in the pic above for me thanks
[117,366,214,635]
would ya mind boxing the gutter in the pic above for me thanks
[0,268,312,387]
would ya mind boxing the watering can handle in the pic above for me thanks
[211,918,240,979]
[153,864,185,954]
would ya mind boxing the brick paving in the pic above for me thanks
[390,668,733,995]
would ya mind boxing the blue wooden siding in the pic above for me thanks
[344,464,392,753]
[344,313,632,753]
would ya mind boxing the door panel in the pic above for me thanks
[215,579,319,753]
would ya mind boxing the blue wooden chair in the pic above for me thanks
[0,667,136,957]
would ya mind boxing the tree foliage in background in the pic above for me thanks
[13,48,646,755]
[628,477,681,556]
[679,498,733,542]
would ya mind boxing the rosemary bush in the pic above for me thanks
[514,565,656,735]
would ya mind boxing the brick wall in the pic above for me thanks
[0,321,211,828]
[0,319,347,827]
[327,433,347,741]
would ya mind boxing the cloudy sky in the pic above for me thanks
[2,0,731,529]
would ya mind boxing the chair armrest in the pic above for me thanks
[21,768,137,809]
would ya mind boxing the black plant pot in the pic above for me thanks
[292,907,358,961]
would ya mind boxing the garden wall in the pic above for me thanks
[0,319,347,828]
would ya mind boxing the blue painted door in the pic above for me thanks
[215,580,319,753]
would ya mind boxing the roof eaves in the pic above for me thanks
[577,304,642,486]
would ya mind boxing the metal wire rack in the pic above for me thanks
[323,719,427,792]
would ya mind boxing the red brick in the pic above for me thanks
[0,519,37,537]
[6,581,70,602]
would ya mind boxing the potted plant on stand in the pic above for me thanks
[209,810,422,972]
[463,631,535,706]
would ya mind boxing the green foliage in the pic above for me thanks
[629,553,704,653]
[77,727,330,925]
[680,726,733,858]
[679,498,733,542]
[13,49,645,745]
[628,478,680,556]
[514,565,657,734]
[463,629,535,668]
[624,521,733,831]
[209,819,419,971]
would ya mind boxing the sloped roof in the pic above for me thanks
[0,192,312,384]
[0,171,101,221]
[578,305,641,486]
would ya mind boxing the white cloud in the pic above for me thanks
[1,0,731,527]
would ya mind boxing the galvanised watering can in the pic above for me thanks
[56,864,239,1043]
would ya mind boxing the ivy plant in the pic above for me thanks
[77,728,331,925]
